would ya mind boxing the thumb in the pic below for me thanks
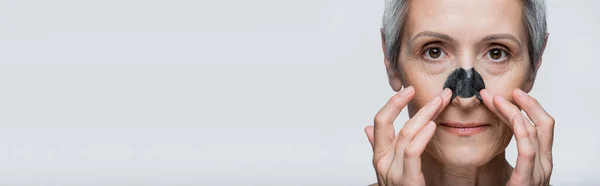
[365,125,375,151]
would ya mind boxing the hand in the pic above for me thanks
[364,87,452,186]
[480,89,555,186]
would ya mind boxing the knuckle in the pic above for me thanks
[374,115,387,125]
[373,160,383,169]
[520,148,536,159]
[399,128,411,139]
[529,128,539,138]
[404,146,418,158]
[544,115,556,126]
[516,129,529,139]
[373,159,387,172]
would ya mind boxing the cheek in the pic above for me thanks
[400,63,452,117]
[476,61,531,101]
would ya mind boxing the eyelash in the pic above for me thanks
[421,46,447,62]
[420,46,512,63]
[483,47,511,63]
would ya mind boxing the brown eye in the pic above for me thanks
[423,47,446,61]
[487,48,507,61]
[428,48,441,59]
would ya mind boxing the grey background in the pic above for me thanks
[0,0,598,185]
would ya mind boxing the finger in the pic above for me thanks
[400,91,447,142]
[365,125,375,151]
[511,114,536,183]
[394,90,446,159]
[403,121,436,182]
[493,94,541,148]
[513,89,555,160]
[494,95,537,181]
[373,86,415,154]
[492,94,523,129]
[432,88,453,119]
[480,89,510,125]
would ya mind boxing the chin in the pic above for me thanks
[426,127,511,168]
[432,145,496,167]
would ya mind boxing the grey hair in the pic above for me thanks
[382,0,547,71]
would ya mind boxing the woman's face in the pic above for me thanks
[390,0,538,167]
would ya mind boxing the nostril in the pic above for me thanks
[452,96,481,109]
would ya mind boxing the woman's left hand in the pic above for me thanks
[480,88,555,186]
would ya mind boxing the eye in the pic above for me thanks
[486,48,508,62]
[423,47,446,61]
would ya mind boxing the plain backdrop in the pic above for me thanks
[0,0,598,185]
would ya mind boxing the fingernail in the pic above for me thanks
[427,121,436,130]
[494,95,507,103]
[401,86,414,96]
[443,88,451,97]
[514,89,527,98]
[480,89,489,97]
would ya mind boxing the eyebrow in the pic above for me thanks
[481,34,522,47]
[408,32,522,49]
[410,31,455,44]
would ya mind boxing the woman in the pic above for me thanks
[364,0,554,185]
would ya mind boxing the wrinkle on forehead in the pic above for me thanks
[405,0,527,46]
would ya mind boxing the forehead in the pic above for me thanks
[404,0,527,42]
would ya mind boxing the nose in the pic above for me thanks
[451,96,481,109]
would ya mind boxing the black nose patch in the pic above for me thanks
[443,68,485,101]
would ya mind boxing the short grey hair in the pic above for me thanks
[382,0,547,71]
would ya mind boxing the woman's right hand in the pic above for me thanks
[365,87,452,186]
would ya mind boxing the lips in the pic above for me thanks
[439,123,490,135]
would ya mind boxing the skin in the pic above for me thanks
[364,0,554,185]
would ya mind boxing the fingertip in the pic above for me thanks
[364,125,373,131]
[396,86,416,102]
[433,93,451,120]
[479,89,495,109]
[401,86,415,95]
[364,125,375,147]
[364,125,374,136]
[493,94,507,105]
[513,88,528,100]
[491,95,499,106]
[442,88,452,100]
[424,95,443,109]
[513,88,526,94]
[480,89,490,99]
[427,121,437,131]
[443,87,451,95]
[491,95,509,114]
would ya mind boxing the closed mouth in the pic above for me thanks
[440,123,491,128]
[439,123,490,135]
